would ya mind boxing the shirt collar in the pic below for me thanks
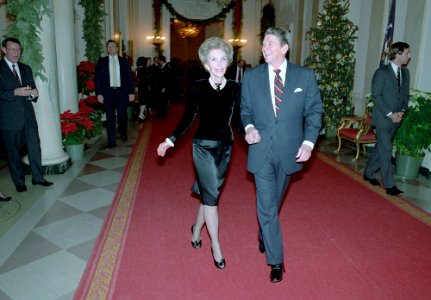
[4,58,16,69]
[390,61,400,73]
[208,77,227,90]
[268,59,287,82]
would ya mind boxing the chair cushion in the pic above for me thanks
[359,131,376,141]
[338,128,376,142]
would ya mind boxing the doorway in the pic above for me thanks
[170,19,224,101]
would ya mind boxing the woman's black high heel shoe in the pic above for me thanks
[211,249,226,269]
[213,258,226,269]
[191,225,202,249]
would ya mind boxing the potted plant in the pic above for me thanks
[60,109,94,161]
[77,61,96,97]
[393,89,431,178]
[79,96,103,140]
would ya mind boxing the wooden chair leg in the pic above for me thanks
[336,136,342,153]
[354,142,360,160]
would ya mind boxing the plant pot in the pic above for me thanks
[66,144,85,162]
[325,126,337,138]
[395,153,424,179]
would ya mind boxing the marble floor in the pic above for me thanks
[0,121,430,300]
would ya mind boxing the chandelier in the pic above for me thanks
[173,19,201,39]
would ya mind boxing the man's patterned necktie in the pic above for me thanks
[274,69,284,116]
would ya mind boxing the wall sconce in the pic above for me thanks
[114,30,121,43]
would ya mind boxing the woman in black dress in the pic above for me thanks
[157,37,241,269]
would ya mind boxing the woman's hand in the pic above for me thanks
[157,141,172,157]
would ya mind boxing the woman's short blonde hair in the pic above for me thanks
[198,37,233,65]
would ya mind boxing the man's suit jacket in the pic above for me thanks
[226,64,243,82]
[371,64,410,128]
[95,55,135,101]
[241,62,322,175]
[0,59,39,131]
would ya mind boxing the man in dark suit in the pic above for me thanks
[241,27,322,283]
[156,55,171,119]
[95,40,135,148]
[363,42,410,196]
[0,37,53,192]
[227,59,246,84]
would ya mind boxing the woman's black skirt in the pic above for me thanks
[191,139,232,206]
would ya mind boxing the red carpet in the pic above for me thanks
[75,104,431,300]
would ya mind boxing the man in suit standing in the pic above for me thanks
[363,42,410,196]
[95,40,135,148]
[227,59,246,84]
[156,55,171,119]
[241,27,322,283]
[0,37,53,192]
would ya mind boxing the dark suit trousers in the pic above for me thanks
[364,125,398,188]
[254,147,291,265]
[104,89,128,145]
[1,125,43,186]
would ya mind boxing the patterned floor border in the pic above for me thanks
[74,122,152,300]
[317,151,431,227]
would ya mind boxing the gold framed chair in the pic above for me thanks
[336,110,376,160]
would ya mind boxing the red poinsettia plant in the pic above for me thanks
[60,109,94,145]
[79,96,103,138]
[77,61,96,95]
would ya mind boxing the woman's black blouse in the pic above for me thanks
[169,79,241,144]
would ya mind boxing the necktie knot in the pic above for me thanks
[215,83,221,91]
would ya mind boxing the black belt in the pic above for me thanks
[110,86,119,90]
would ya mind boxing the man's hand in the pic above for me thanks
[389,112,403,123]
[296,144,312,162]
[14,86,33,97]
[97,95,104,104]
[128,94,135,102]
[30,88,39,98]
[245,127,261,144]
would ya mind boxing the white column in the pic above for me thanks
[74,0,86,63]
[26,0,69,166]
[53,0,79,113]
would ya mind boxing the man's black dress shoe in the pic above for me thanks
[258,238,265,254]
[191,225,202,249]
[16,185,27,192]
[386,186,404,196]
[270,264,284,283]
[363,176,380,186]
[0,194,12,202]
[104,144,116,149]
[32,179,53,187]
[121,134,128,143]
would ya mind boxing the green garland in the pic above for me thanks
[160,0,235,26]
[4,0,51,81]
[78,0,105,64]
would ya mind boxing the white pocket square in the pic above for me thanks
[294,88,303,93]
